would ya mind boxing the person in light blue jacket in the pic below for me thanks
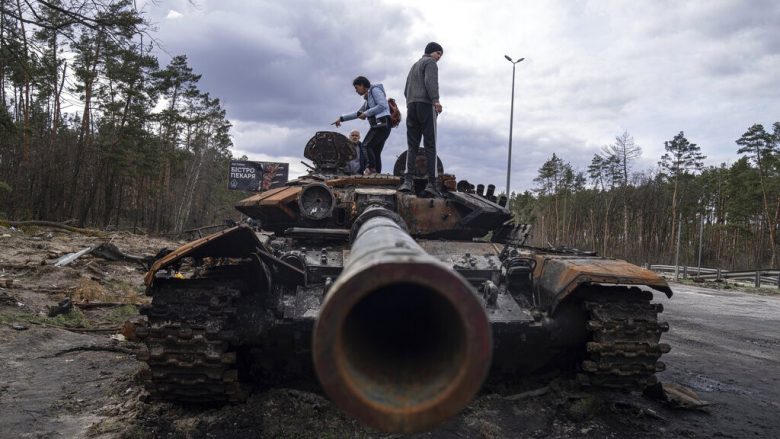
[333,76,392,173]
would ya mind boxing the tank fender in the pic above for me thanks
[144,226,304,287]
[532,256,672,313]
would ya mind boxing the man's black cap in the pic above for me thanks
[425,42,443,55]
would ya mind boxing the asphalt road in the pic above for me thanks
[656,282,780,438]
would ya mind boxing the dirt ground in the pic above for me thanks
[1,224,778,438]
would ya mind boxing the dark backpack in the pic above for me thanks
[388,98,402,128]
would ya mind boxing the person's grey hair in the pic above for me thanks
[350,130,360,137]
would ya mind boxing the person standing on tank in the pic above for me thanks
[398,42,444,197]
[333,76,391,174]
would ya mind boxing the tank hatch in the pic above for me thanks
[304,131,356,174]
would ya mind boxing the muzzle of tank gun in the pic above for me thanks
[312,206,492,433]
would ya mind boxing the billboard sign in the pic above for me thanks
[228,160,289,192]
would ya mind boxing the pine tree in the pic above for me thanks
[659,131,705,257]
[736,124,779,266]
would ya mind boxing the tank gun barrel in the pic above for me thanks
[312,206,492,433]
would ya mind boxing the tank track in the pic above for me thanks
[134,275,249,403]
[579,286,670,389]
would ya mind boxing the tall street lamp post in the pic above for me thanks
[504,55,524,205]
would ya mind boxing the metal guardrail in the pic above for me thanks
[645,264,780,288]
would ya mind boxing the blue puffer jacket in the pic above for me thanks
[340,84,390,124]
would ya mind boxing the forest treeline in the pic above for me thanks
[0,0,242,233]
[512,125,780,270]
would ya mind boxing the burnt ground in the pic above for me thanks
[0,224,778,438]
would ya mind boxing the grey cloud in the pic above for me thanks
[148,1,584,191]
[143,0,780,194]
[428,118,593,193]
[692,1,780,40]
[154,0,420,124]
[439,63,481,97]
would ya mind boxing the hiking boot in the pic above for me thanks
[423,182,441,198]
[397,179,413,193]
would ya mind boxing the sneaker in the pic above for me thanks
[397,179,413,193]
[423,183,441,198]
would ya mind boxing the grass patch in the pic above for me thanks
[747,286,780,296]
[86,418,123,436]
[73,277,145,304]
[104,278,139,295]
[673,277,780,295]
[0,308,91,328]
[44,306,91,328]
[0,312,20,325]
[1,307,91,328]
[104,278,145,303]
[2,301,139,330]
[673,278,733,290]
[566,394,604,421]
[0,309,44,327]
[103,304,139,324]
[116,425,155,439]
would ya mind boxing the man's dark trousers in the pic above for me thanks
[404,102,436,182]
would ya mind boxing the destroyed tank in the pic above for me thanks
[134,131,673,433]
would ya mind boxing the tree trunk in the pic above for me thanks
[602,195,613,256]
[114,177,124,229]
[176,148,206,233]
[14,0,30,164]
[669,177,679,259]
[623,191,629,256]
[0,7,5,108]
[68,32,102,217]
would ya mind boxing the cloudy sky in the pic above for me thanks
[141,0,780,194]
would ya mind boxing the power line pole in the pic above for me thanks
[504,55,524,208]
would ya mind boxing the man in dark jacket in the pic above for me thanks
[346,129,366,175]
[398,42,443,196]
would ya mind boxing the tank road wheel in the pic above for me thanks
[578,286,671,390]
[134,275,250,404]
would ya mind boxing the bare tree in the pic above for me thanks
[602,131,641,253]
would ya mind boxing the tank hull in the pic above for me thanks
[136,229,671,397]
